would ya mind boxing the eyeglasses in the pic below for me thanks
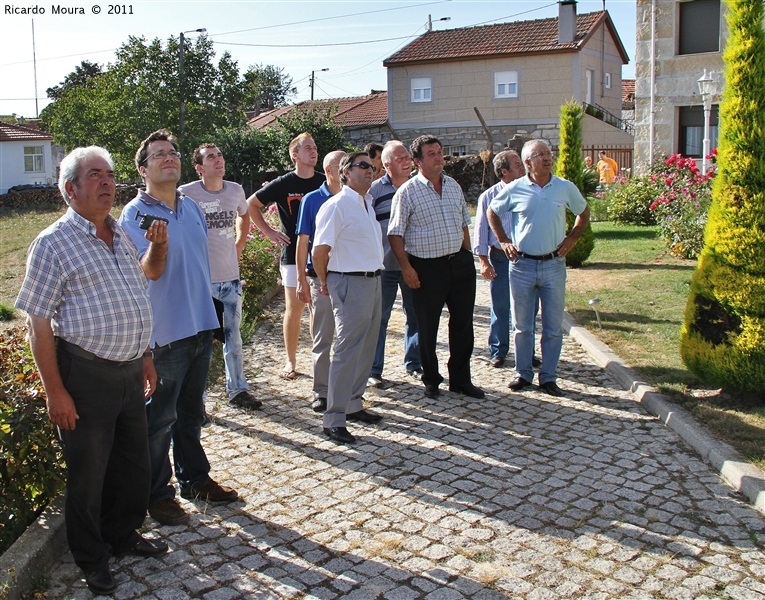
[350,161,376,172]
[143,150,181,163]
[529,151,553,160]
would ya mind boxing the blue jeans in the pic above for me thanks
[371,269,421,377]
[148,331,213,503]
[487,248,511,360]
[212,280,249,399]
[509,256,566,384]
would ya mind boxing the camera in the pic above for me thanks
[135,211,169,230]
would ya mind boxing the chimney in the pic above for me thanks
[558,0,577,44]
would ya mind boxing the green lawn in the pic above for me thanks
[567,222,765,470]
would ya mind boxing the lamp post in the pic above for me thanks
[179,27,207,143]
[310,68,329,101]
[427,14,451,31]
[697,69,717,175]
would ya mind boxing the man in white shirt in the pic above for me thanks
[312,152,385,444]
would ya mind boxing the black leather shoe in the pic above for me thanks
[424,384,440,398]
[323,427,356,444]
[508,377,533,391]
[448,382,485,398]
[311,397,327,412]
[532,355,542,367]
[490,357,505,368]
[230,390,262,410]
[540,381,565,397]
[346,409,382,424]
[406,368,424,379]
[84,567,116,595]
[119,535,169,557]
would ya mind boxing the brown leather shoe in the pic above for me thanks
[148,498,190,525]
[180,479,239,503]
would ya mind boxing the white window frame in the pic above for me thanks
[24,146,44,173]
[411,77,432,103]
[443,145,467,157]
[494,71,519,99]
[604,72,612,89]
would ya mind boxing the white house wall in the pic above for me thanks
[0,140,56,194]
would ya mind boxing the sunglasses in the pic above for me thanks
[350,161,376,172]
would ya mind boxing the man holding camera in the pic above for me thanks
[121,129,240,527]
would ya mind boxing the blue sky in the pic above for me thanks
[0,0,637,119]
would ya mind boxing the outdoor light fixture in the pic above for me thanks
[589,298,602,329]
[697,69,719,175]
[310,68,329,101]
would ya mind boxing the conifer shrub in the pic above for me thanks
[680,0,765,394]
[554,100,594,267]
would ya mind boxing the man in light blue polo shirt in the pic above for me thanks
[488,139,590,397]
[121,129,240,527]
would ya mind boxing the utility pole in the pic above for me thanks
[179,27,206,143]
[310,68,329,101]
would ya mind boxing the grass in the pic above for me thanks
[567,222,765,470]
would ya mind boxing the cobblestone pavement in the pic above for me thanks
[45,271,765,599]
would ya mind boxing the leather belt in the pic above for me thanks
[518,251,559,261]
[328,270,381,278]
[56,338,139,367]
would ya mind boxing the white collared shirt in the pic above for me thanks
[314,185,384,272]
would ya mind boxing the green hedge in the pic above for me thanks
[0,327,66,555]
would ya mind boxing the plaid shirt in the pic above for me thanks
[16,208,152,362]
[387,171,470,259]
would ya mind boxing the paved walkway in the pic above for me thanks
[45,270,765,599]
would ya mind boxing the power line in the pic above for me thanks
[215,35,413,49]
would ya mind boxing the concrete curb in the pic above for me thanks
[0,496,66,600]
[563,311,765,516]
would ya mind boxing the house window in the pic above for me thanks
[411,77,432,103]
[678,105,719,157]
[678,0,721,55]
[443,145,467,157]
[24,146,44,173]
[604,72,612,89]
[494,71,518,98]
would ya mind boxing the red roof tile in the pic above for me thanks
[0,121,52,142]
[249,91,388,131]
[384,11,628,65]
[622,79,635,102]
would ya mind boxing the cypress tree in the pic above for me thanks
[680,0,765,393]
[555,100,594,267]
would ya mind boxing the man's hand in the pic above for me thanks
[143,355,157,398]
[401,264,420,289]
[478,256,495,281]
[500,240,520,260]
[318,282,329,296]
[296,278,311,304]
[264,228,290,246]
[144,219,168,245]
[46,390,79,431]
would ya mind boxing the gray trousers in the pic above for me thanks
[309,275,334,399]
[324,272,382,428]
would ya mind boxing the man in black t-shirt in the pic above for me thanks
[247,132,325,381]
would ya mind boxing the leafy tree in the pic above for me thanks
[241,64,296,114]
[45,60,103,100]
[40,35,245,180]
[211,124,268,195]
[680,0,765,394]
[554,100,594,267]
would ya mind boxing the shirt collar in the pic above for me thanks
[66,207,118,236]
[136,188,183,208]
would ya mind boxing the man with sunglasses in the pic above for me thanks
[121,129,240,527]
[388,135,483,400]
[488,139,590,397]
[312,152,384,444]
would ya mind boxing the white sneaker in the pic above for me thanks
[367,376,383,387]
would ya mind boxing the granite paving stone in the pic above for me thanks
[39,267,765,598]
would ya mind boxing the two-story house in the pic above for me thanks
[633,0,726,172]
[383,0,632,159]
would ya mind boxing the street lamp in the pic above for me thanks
[427,14,451,31]
[697,69,718,175]
[179,27,207,142]
[310,68,329,101]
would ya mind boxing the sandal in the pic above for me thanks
[279,369,297,380]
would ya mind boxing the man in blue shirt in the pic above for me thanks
[295,150,346,412]
[488,139,590,397]
[121,130,240,527]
